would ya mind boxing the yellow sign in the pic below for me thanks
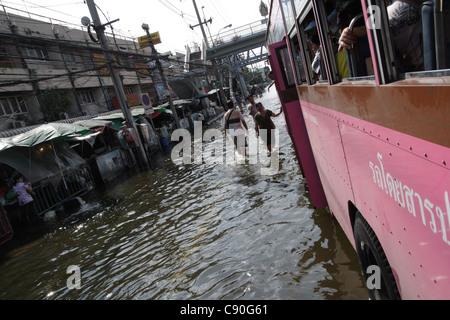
[92,53,120,76]
[138,32,162,48]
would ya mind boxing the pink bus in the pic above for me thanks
[266,0,450,299]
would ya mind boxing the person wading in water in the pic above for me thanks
[224,100,249,156]
[254,102,282,152]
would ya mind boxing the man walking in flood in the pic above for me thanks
[224,100,249,156]
[254,102,282,152]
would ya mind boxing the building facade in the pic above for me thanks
[0,10,186,131]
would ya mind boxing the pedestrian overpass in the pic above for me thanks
[207,19,268,66]
[206,20,268,97]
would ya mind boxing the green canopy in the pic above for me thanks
[0,123,89,152]
[95,107,146,121]
[157,100,191,109]
[73,119,114,129]
[154,108,173,114]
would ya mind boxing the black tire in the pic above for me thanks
[353,213,401,300]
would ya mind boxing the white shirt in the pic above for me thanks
[224,109,246,136]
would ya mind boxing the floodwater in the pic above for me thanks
[0,90,367,300]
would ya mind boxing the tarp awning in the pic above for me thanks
[0,123,90,152]
[157,100,191,109]
[95,107,146,121]
[154,108,172,114]
[73,119,114,129]
[194,92,215,99]
[0,141,87,184]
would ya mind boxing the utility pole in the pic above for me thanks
[85,0,149,168]
[142,24,181,129]
[192,0,210,49]
[191,0,227,110]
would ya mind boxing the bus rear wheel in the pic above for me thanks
[353,214,401,300]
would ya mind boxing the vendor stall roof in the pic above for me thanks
[0,123,89,152]
[95,107,146,120]
[157,100,192,109]
[73,119,114,129]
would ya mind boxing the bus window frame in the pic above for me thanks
[311,0,340,85]
[363,0,397,84]
[288,27,307,86]
[307,0,396,85]
[362,0,450,84]
[290,0,315,86]
[295,2,321,85]
[392,0,450,79]
[275,45,297,89]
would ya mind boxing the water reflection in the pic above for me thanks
[0,90,367,300]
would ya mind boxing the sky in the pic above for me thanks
[0,0,269,54]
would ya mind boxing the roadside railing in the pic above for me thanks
[33,166,95,216]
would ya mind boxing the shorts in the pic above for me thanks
[259,129,273,147]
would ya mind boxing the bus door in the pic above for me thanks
[268,40,327,209]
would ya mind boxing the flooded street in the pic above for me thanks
[0,90,367,300]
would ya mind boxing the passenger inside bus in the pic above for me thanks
[337,0,425,74]
[304,22,323,81]
[335,0,374,77]
[304,7,350,80]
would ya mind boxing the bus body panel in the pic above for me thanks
[341,119,450,300]
[297,82,450,149]
[266,0,450,299]
[268,41,328,209]
[300,100,356,243]
[299,99,450,299]
[283,99,328,208]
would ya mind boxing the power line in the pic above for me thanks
[1,1,82,26]
[158,0,197,23]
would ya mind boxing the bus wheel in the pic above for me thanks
[353,214,401,300]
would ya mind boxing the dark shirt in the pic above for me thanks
[255,110,274,130]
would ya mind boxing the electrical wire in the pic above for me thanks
[157,0,197,24]
[0,3,229,90]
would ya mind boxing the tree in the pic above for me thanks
[242,67,264,85]
[40,87,72,122]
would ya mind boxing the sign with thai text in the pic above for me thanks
[138,32,162,48]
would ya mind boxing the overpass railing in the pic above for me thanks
[212,19,268,47]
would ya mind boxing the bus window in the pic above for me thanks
[276,46,297,88]
[280,0,296,32]
[383,0,425,74]
[380,0,450,76]
[289,32,307,85]
[293,0,309,16]
[299,9,328,83]
[421,0,450,71]
[341,0,450,82]
[267,0,286,46]
[330,0,375,79]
